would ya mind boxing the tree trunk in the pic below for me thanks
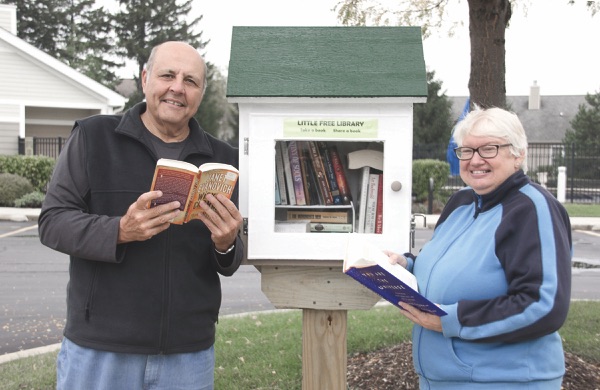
[467,0,511,109]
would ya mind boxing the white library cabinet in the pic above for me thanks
[235,101,417,261]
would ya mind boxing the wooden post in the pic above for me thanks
[258,264,380,389]
[302,309,347,390]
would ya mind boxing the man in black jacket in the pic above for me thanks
[39,41,243,390]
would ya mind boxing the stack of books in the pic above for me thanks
[275,141,352,207]
[275,140,354,233]
[275,142,384,234]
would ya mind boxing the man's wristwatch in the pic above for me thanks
[215,244,235,255]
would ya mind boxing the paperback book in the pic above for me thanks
[343,238,447,316]
[149,158,239,224]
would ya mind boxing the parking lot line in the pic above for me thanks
[0,224,38,238]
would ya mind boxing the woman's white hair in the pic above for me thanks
[452,106,528,172]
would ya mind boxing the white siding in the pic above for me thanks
[0,27,125,147]
[0,4,16,34]
[0,121,18,155]
[0,103,19,119]
[0,54,103,106]
[0,40,112,108]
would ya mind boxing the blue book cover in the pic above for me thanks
[343,238,447,316]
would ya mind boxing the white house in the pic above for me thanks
[0,4,126,155]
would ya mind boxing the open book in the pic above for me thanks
[148,158,239,224]
[343,238,447,316]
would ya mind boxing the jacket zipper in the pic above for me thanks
[158,230,171,353]
[85,263,99,321]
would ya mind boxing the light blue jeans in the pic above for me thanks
[56,337,215,390]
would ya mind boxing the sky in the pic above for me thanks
[113,0,600,97]
[192,0,600,97]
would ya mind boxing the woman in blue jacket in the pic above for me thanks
[390,107,572,389]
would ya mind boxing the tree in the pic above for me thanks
[195,63,240,144]
[334,0,511,109]
[413,71,453,144]
[224,104,240,146]
[62,2,121,89]
[563,90,600,147]
[194,62,237,141]
[114,0,207,107]
[3,0,120,88]
[336,1,598,110]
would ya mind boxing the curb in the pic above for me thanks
[0,343,61,365]
[0,208,40,222]
[0,309,299,365]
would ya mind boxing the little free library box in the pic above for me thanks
[227,26,427,389]
[227,26,427,263]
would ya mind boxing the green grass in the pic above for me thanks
[560,301,600,364]
[1,302,598,390]
[563,203,600,217]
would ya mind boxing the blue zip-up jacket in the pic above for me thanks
[406,171,572,388]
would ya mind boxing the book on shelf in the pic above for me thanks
[275,220,311,233]
[307,141,334,205]
[275,141,288,205]
[287,141,307,206]
[355,166,371,233]
[375,173,383,234]
[343,238,447,316]
[148,158,239,225]
[275,173,281,205]
[310,222,353,233]
[299,141,322,205]
[347,149,383,234]
[329,145,352,205]
[287,209,351,224]
[279,141,297,206]
[318,141,343,205]
[364,173,380,233]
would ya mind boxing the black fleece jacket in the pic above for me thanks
[39,103,243,354]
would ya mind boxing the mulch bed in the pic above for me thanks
[347,342,600,389]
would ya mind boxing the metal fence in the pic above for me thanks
[17,137,600,203]
[18,137,66,159]
[414,142,600,204]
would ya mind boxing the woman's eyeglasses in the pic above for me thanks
[454,144,512,160]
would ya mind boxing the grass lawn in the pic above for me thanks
[563,203,600,217]
[1,301,598,389]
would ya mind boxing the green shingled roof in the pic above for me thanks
[226,26,427,98]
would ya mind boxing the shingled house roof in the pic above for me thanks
[449,92,587,144]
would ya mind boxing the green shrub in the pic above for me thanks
[412,159,450,202]
[14,191,45,208]
[0,173,34,206]
[0,155,55,192]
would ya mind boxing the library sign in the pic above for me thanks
[283,118,378,139]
